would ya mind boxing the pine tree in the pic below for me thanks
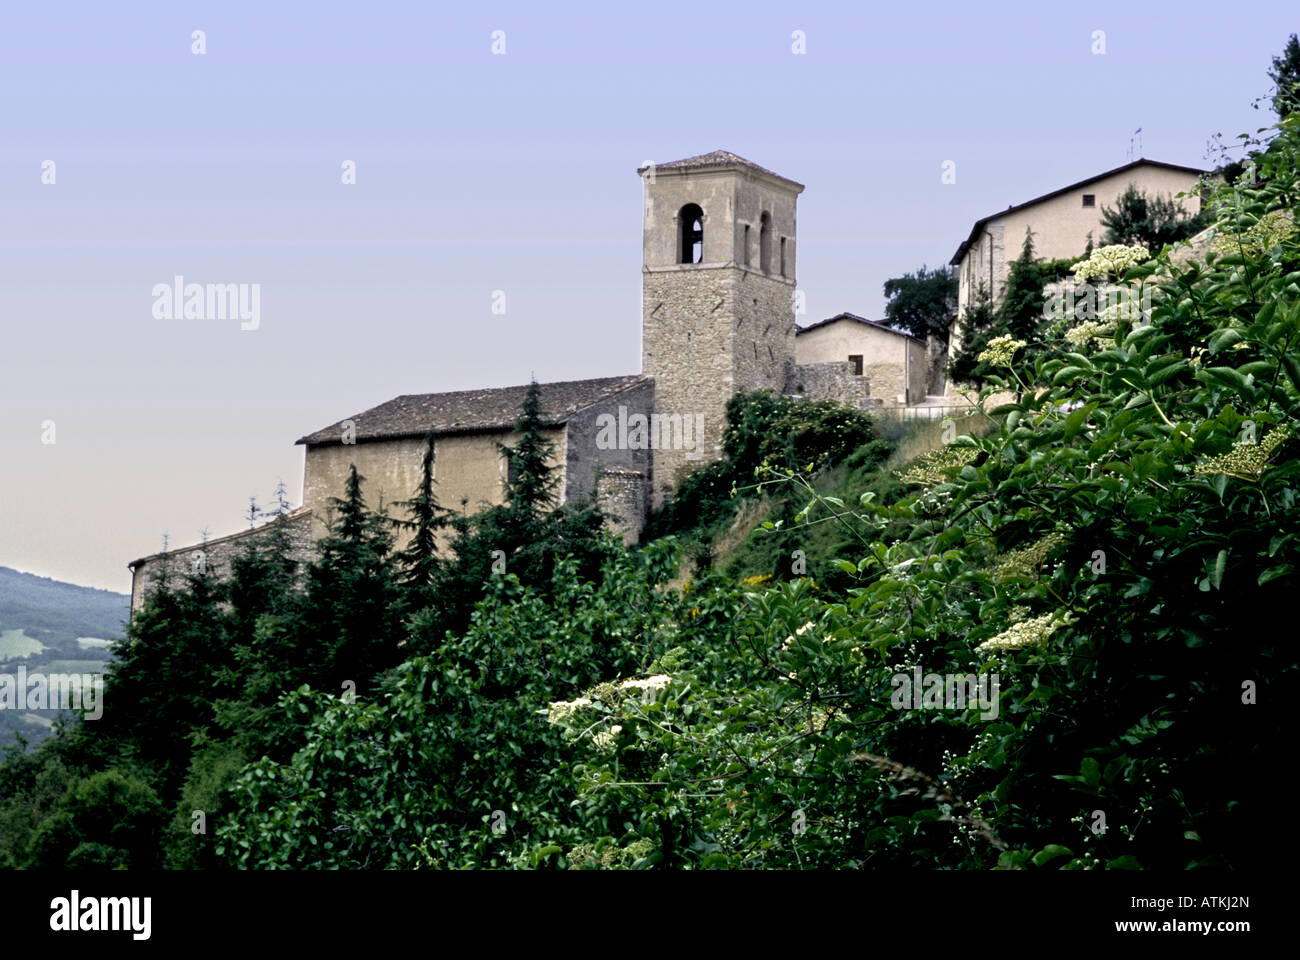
[1269,33,1300,119]
[947,281,998,386]
[305,465,405,692]
[392,430,450,605]
[95,535,231,799]
[999,228,1047,345]
[1100,184,1207,249]
[501,379,558,520]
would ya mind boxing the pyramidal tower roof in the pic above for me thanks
[640,150,804,190]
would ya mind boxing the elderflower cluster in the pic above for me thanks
[547,697,592,724]
[994,532,1066,581]
[912,486,956,517]
[1194,427,1291,481]
[976,611,1075,653]
[619,674,672,694]
[896,445,980,486]
[977,335,1027,368]
[1064,318,1117,349]
[591,725,623,752]
[1210,210,1297,258]
[807,707,835,734]
[1070,243,1150,282]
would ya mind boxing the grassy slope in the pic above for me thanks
[658,413,995,590]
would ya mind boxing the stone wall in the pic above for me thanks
[906,337,930,402]
[596,468,649,544]
[642,266,796,507]
[785,361,874,410]
[563,378,655,506]
[641,267,735,505]
[926,336,949,395]
[641,159,801,510]
[795,318,932,405]
[302,426,568,539]
[128,507,316,613]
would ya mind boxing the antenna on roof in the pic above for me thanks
[1128,127,1143,162]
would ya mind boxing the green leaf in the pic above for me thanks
[1211,549,1228,590]
[1063,404,1092,440]
[1081,757,1101,789]
[1031,844,1073,868]
[1258,564,1291,586]
[1208,328,1244,353]
[1198,366,1250,393]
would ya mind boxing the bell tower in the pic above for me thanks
[638,151,804,507]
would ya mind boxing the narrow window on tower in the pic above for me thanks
[780,237,787,277]
[743,224,751,266]
[679,204,704,264]
[759,213,771,272]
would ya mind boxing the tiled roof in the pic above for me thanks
[296,374,648,446]
[640,150,804,188]
[796,311,924,344]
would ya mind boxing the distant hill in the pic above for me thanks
[0,567,130,750]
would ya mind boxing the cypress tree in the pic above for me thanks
[306,465,404,692]
[501,379,558,520]
[999,227,1047,346]
[947,281,998,386]
[392,430,450,606]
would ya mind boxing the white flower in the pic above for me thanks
[546,697,592,724]
[976,611,1075,653]
[780,622,815,650]
[619,674,672,703]
[1071,244,1149,282]
[619,674,671,692]
[1064,319,1116,348]
[978,335,1027,368]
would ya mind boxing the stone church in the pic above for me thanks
[128,150,914,611]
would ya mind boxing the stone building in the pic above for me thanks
[639,151,805,506]
[948,158,1206,362]
[127,508,316,613]
[794,312,930,406]
[128,150,932,610]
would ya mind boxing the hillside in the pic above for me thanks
[0,567,129,749]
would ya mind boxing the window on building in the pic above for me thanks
[743,224,751,266]
[679,204,704,264]
[1082,194,1096,207]
[779,237,787,277]
[759,212,771,272]
[848,354,863,376]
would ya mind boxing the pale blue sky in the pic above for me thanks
[1,0,1293,591]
